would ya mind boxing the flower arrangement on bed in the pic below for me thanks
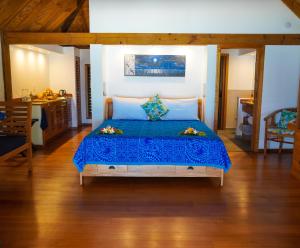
[73,95,231,186]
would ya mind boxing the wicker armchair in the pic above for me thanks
[0,101,32,172]
[264,107,297,156]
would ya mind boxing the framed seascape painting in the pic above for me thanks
[124,54,186,77]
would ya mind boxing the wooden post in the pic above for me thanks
[213,46,221,131]
[80,173,83,186]
[1,32,12,100]
[252,46,265,152]
[220,170,224,187]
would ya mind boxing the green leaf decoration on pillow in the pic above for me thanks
[141,94,169,121]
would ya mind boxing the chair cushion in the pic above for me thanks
[277,110,297,129]
[0,135,26,156]
[267,128,295,135]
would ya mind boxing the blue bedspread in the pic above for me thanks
[73,120,231,172]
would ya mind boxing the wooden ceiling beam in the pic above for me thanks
[282,0,300,19]
[60,0,86,32]
[4,32,300,46]
[1,32,12,100]
[42,0,78,32]
[67,1,89,33]
[80,0,89,32]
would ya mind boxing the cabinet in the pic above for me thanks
[31,98,72,146]
[43,99,71,144]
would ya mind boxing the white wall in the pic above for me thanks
[0,36,5,101]
[90,45,215,129]
[91,45,104,129]
[102,45,207,98]
[49,47,78,127]
[205,45,218,129]
[80,49,91,124]
[259,46,300,149]
[90,0,300,33]
[228,54,256,91]
[34,45,64,54]
[10,46,49,98]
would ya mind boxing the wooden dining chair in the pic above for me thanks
[264,107,297,156]
[0,101,32,172]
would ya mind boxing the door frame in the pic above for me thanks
[218,53,229,130]
[214,45,265,152]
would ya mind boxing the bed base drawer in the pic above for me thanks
[98,165,128,174]
[83,164,128,175]
[83,164,99,175]
[128,165,175,173]
[176,166,222,177]
[80,164,224,186]
[176,166,206,176]
[83,164,222,177]
[206,167,223,176]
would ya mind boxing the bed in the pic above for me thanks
[73,98,231,186]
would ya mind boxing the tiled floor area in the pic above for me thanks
[218,129,251,152]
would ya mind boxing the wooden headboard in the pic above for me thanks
[105,97,203,121]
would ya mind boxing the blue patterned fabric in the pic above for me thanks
[0,112,6,120]
[141,95,169,121]
[73,120,231,173]
[277,110,297,129]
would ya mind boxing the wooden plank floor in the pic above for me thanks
[1,127,300,248]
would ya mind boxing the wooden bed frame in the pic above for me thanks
[80,97,224,186]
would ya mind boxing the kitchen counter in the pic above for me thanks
[241,98,254,116]
[240,98,254,105]
[31,97,72,146]
[31,97,71,105]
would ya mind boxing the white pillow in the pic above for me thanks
[161,98,199,120]
[112,97,148,120]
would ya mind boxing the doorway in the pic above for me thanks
[217,54,229,130]
[216,48,261,152]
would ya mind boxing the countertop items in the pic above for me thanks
[31,96,72,105]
